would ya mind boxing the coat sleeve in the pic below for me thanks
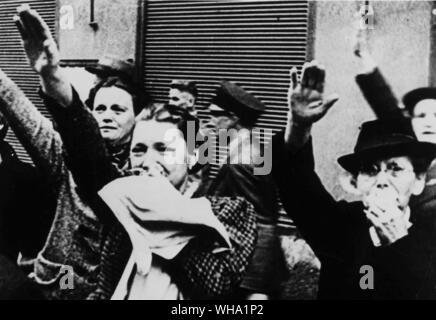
[41,87,120,227]
[0,68,65,187]
[271,132,355,261]
[355,68,405,119]
[175,196,257,298]
[207,163,279,222]
[13,161,54,258]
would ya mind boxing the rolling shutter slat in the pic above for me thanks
[0,0,56,164]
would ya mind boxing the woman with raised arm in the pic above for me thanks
[13,6,258,299]
[0,4,139,299]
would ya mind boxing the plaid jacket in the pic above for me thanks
[88,195,257,300]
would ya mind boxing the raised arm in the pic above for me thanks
[14,5,117,199]
[284,61,338,151]
[14,4,72,108]
[0,68,64,183]
[274,61,355,259]
[353,18,404,119]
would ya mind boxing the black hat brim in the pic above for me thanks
[85,65,117,77]
[337,141,436,173]
[85,65,102,74]
[402,87,436,114]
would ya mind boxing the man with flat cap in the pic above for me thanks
[272,60,436,299]
[195,80,287,300]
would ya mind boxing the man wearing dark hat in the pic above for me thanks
[195,81,286,300]
[272,60,436,299]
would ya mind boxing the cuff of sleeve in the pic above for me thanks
[355,68,384,89]
[38,85,82,110]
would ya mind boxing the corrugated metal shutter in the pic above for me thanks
[142,0,311,228]
[0,0,57,163]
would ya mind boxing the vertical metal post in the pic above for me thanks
[429,1,436,86]
[89,0,98,30]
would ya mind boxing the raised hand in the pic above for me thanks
[288,61,339,127]
[13,4,60,75]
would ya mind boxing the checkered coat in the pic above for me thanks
[88,195,257,300]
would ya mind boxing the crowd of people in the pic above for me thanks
[1,4,436,300]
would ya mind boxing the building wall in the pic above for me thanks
[311,0,432,200]
[58,0,138,61]
[58,0,141,107]
[56,0,433,201]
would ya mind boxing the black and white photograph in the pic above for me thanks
[0,0,435,307]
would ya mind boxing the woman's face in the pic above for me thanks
[130,119,189,190]
[92,86,136,147]
[354,156,425,210]
[412,99,436,144]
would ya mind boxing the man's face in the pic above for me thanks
[130,120,188,190]
[412,99,436,144]
[168,88,195,111]
[92,86,136,147]
[354,156,425,210]
[203,104,238,135]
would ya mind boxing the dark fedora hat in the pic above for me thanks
[337,118,436,173]
[211,80,265,124]
[85,55,135,80]
[402,87,436,114]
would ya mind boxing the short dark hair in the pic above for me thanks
[85,76,145,115]
[170,80,198,99]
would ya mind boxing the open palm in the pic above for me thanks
[14,5,59,74]
[288,61,339,126]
